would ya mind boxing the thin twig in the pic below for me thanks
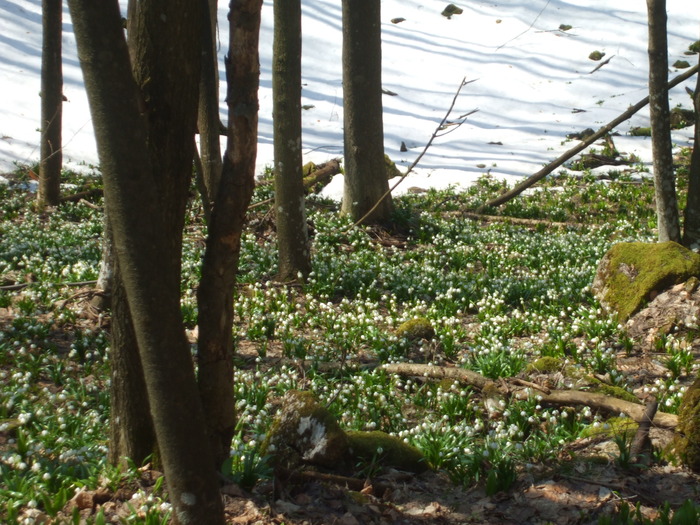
[347,77,477,230]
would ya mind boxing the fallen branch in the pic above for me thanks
[348,77,478,229]
[477,63,699,211]
[456,211,579,229]
[0,279,98,291]
[380,363,678,428]
[59,188,103,203]
[381,362,494,390]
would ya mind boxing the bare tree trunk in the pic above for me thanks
[273,0,310,281]
[91,208,113,311]
[647,0,680,242]
[38,0,62,209]
[341,0,393,224]
[108,262,156,469]
[683,62,700,247]
[197,0,223,221]
[197,0,262,468]
[69,1,224,522]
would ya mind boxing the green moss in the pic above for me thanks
[579,416,638,439]
[670,107,695,129]
[346,430,429,473]
[594,241,700,321]
[629,127,652,137]
[689,40,700,54]
[385,154,402,180]
[588,51,605,61]
[441,4,463,18]
[302,161,317,177]
[673,60,691,69]
[526,356,562,373]
[396,317,435,341]
[674,376,700,472]
[587,377,639,404]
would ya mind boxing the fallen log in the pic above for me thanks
[249,158,342,210]
[477,63,699,211]
[380,363,678,429]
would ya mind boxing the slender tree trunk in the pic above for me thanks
[341,0,393,224]
[108,262,156,469]
[38,0,62,209]
[68,1,224,522]
[273,0,310,281]
[682,65,700,247]
[197,0,223,222]
[647,0,680,242]
[197,0,263,468]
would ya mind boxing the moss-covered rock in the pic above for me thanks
[396,317,435,341]
[526,356,562,373]
[670,107,695,129]
[673,376,700,472]
[592,241,700,321]
[347,430,429,473]
[441,4,463,18]
[589,50,605,61]
[262,390,349,469]
[263,391,432,475]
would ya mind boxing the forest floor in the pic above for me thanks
[3,168,700,524]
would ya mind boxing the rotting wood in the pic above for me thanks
[380,363,678,428]
[477,63,699,211]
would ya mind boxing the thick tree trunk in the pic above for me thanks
[38,0,62,209]
[68,1,224,523]
[197,0,223,222]
[197,0,262,468]
[682,65,700,247]
[647,0,680,242]
[341,0,393,224]
[273,0,310,281]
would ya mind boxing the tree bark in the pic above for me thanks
[341,0,393,224]
[196,0,223,222]
[682,62,700,246]
[273,0,311,281]
[38,0,62,209]
[197,0,263,469]
[108,262,156,469]
[91,208,113,312]
[647,0,681,243]
[68,0,224,522]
